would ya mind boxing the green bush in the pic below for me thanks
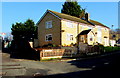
[42,43,58,48]
[41,58,62,61]
[104,46,120,52]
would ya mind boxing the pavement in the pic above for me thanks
[1,50,120,78]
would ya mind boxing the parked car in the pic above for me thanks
[115,42,120,46]
[116,39,120,46]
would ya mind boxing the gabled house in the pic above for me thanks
[37,9,110,47]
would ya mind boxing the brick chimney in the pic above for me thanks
[85,13,90,21]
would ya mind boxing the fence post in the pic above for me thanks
[71,50,72,57]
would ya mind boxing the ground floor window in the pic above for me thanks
[45,34,52,41]
[81,36,84,42]
[67,33,73,41]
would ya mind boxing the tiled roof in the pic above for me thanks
[48,10,109,28]
[48,10,89,25]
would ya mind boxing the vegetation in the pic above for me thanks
[42,43,58,48]
[10,19,38,60]
[11,19,37,41]
[110,28,120,41]
[61,0,86,18]
[104,46,120,52]
[41,58,62,61]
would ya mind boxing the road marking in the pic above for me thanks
[0,64,20,66]
[1,67,25,70]
[104,62,109,65]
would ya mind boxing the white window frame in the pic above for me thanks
[66,33,74,41]
[45,21,52,29]
[45,34,52,41]
[90,35,93,41]
[66,21,74,28]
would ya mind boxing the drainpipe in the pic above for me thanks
[77,23,80,54]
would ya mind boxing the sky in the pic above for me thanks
[1,2,119,33]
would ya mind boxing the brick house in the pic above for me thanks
[37,10,110,47]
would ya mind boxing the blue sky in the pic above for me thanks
[2,2,118,33]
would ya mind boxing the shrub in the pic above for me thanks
[42,43,58,48]
[104,46,120,52]
[93,44,104,53]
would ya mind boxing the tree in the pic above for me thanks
[61,0,85,18]
[110,28,120,41]
[80,9,86,19]
[11,19,37,41]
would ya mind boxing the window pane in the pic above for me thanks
[45,34,52,41]
[46,21,52,28]
[67,33,73,41]
[46,22,48,28]
[66,21,73,28]
[70,35,73,40]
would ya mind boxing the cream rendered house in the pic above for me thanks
[37,10,110,47]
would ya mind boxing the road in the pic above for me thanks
[1,50,120,78]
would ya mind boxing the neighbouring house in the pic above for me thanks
[109,39,116,46]
[37,9,110,47]
[109,30,120,46]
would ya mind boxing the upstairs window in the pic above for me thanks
[66,21,74,28]
[46,21,52,29]
[98,27,101,32]
[45,34,52,41]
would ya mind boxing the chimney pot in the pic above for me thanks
[85,13,90,21]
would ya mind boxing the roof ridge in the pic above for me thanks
[46,10,109,28]
[48,9,89,24]
[48,10,87,20]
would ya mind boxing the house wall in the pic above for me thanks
[96,26,109,46]
[38,12,109,47]
[101,27,109,46]
[78,24,93,33]
[87,31,95,45]
[90,27,97,44]
[61,19,78,46]
[88,26,110,46]
[38,12,61,46]
[61,20,94,46]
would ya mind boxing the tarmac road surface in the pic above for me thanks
[1,50,120,78]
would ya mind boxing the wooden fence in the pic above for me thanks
[40,49,65,57]
[35,48,73,60]
[79,45,101,55]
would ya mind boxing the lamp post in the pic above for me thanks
[111,25,114,51]
[111,25,114,40]
[111,25,114,34]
